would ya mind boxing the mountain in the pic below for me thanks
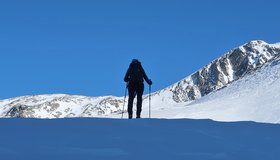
[156,40,280,103]
[153,48,280,123]
[0,95,124,118]
[1,40,280,122]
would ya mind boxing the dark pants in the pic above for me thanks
[127,82,144,118]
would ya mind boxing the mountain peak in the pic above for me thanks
[246,40,267,45]
[165,40,280,103]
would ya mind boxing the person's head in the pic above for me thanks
[130,59,141,68]
[131,59,140,64]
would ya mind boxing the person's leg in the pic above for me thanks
[127,83,136,119]
[136,83,144,118]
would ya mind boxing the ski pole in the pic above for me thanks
[149,84,151,118]
[121,84,128,119]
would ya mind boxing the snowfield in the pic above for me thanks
[0,118,280,160]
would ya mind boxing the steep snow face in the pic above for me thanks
[174,53,280,123]
[165,40,280,103]
[0,40,280,121]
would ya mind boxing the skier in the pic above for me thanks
[124,59,152,119]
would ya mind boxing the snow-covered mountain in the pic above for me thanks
[1,40,280,123]
[0,95,124,118]
[152,49,280,123]
[159,40,280,103]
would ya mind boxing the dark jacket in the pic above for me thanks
[124,60,150,84]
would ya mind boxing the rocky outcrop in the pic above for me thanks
[169,40,280,103]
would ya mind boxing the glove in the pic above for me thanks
[148,79,153,85]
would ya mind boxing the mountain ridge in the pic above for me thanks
[174,52,280,123]
[1,40,280,121]
[166,40,280,102]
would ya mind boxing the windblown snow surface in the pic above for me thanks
[1,118,280,160]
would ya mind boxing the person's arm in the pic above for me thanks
[124,68,130,82]
[141,66,152,85]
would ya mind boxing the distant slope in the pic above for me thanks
[0,94,124,118]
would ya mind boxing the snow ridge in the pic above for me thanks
[1,94,124,118]
[175,53,280,123]
[161,40,280,103]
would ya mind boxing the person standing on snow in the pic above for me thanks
[124,59,152,119]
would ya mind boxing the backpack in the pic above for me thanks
[128,60,144,83]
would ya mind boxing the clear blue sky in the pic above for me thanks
[0,0,279,99]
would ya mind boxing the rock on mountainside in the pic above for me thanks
[0,40,280,118]
[0,95,124,118]
[171,49,280,123]
[167,40,280,102]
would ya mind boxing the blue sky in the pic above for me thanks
[0,0,280,99]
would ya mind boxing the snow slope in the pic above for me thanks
[174,53,280,123]
[0,118,280,160]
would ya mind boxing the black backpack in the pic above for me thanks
[128,60,144,83]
